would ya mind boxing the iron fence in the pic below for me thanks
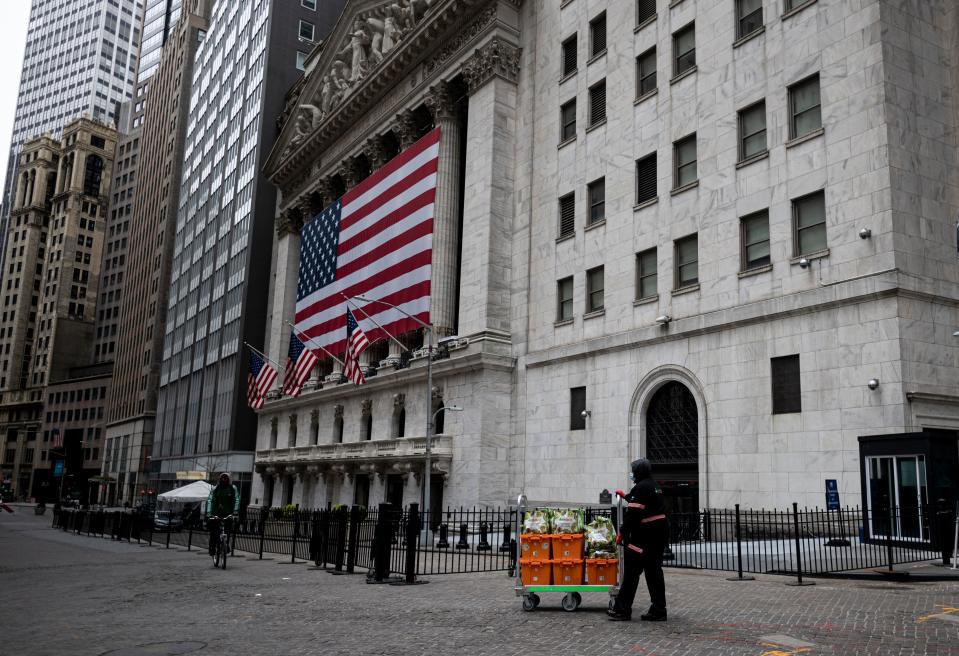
[49,501,954,582]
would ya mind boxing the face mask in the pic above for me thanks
[629,473,635,482]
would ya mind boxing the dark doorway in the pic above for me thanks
[386,474,404,508]
[354,475,370,508]
[645,381,699,534]
[428,474,444,530]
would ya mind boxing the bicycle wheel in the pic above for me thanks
[213,543,221,568]
[220,537,228,569]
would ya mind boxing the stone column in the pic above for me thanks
[425,80,462,338]
[269,206,303,391]
[458,38,521,340]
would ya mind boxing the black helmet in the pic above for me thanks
[631,458,652,480]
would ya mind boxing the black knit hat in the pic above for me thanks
[631,458,652,480]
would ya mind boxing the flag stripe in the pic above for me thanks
[337,194,434,267]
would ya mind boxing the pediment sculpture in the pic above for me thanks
[287,0,438,153]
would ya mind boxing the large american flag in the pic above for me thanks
[283,331,318,397]
[247,350,277,409]
[294,128,439,355]
[343,308,370,385]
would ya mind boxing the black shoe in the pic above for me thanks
[640,610,667,622]
[606,608,631,621]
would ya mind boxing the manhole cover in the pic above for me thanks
[100,641,206,656]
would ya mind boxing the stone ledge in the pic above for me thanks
[785,127,825,149]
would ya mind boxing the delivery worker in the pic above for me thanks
[607,458,668,621]
[206,472,240,557]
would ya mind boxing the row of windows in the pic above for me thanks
[556,190,826,321]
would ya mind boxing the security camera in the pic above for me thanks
[798,258,810,269]
[867,378,879,390]
[858,228,872,239]
[655,315,671,325]
[580,409,591,418]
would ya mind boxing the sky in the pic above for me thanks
[0,0,31,190]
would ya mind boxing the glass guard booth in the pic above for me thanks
[858,431,958,545]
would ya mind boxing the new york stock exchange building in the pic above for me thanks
[252,0,959,532]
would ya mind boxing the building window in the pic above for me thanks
[298,20,315,42]
[637,0,656,25]
[557,276,574,321]
[558,193,575,238]
[301,0,316,9]
[333,412,344,443]
[588,80,606,127]
[589,12,606,58]
[562,34,577,77]
[587,178,605,225]
[737,0,763,39]
[295,51,307,71]
[673,134,697,189]
[586,266,604,313]
[560,98,577,142]
[363,411,373,441]
[771,355,801,414]
[636,248,657,300]
[674,234,699,289]
[673,22,696,77]
[789,74,822,139]
[740,210,770,271]
[570,386,586,431]
[793,190,827,256]
[636,152,657,204]
[636,47,657,97]
[731,102,767,162]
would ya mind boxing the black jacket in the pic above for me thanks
[621,478,668,548]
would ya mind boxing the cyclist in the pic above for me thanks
[206,472,240,558]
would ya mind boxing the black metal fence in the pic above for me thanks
[50,502,955,582]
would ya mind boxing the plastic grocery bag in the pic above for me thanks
[551,508,585,534]
[523,509,552,534]
[585,516,617,558]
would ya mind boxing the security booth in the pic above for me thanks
[858,431,958,546]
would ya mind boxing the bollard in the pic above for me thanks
[499,523,511,553]
[188,522,193,551]
[726,504,754,581]
[477,522,491,551]
[403,504,421,584]
[258,509,267,560]
[346,505,362,573]
[456,523,469,550]
[436,523,450,549]
[166,523,171,549]
[372,503,393,581]
[310,511,321,566]
[333,507,348,572]
[291,511,300,563]
[886,505,895,573]
[786,502,814,586]
[935,499,953,566]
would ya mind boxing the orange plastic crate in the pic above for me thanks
[586,558,619,585]
[550,533,585,559]
[551,559,585,585]
[520,559,551,586]
[520,534,552,561]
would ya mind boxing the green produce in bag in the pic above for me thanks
[551,508,585,534]
[585,516,617,558]
[523,509,552,534]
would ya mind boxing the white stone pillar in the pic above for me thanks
[458,39,521,340]
[268,208,302,391]
[425,81,462,337]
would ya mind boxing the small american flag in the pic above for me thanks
[283,331,318,397]
[294,128,439,355]
[247,350,277,409]
[51,429,62,449]
[343,308,370,385]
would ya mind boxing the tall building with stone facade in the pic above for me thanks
[257,0,958,535]
[0,117,117,500]
[1,0,142,268]
[106,0,212,507]
[150,0,345,501]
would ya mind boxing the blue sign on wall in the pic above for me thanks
[825,479,840,510]
[53,460,64,477]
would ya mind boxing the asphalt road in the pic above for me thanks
[3,509,958,656]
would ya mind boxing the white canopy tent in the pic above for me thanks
[157,480,213,504]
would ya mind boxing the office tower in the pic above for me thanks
[150,0,344,499]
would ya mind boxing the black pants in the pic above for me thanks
[614,542,666,616]
[208,517,234,555]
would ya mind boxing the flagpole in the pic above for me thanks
[243,341,283,369]
[286,321,346,366]
[341,294,410,354]
[347,294,433,543]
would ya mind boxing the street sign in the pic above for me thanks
[53,460,65,477]
[825,479,840,510]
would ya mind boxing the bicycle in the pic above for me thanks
[210,515,234,569]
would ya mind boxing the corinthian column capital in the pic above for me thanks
[461,38,522,95]
[425,80,456,122]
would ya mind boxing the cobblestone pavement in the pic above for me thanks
[3,511,958,656]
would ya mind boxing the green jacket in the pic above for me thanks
[206,483,240,518]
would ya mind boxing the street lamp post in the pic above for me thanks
[347,295,462,543]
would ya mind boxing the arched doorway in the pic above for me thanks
[645,381,699,517]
